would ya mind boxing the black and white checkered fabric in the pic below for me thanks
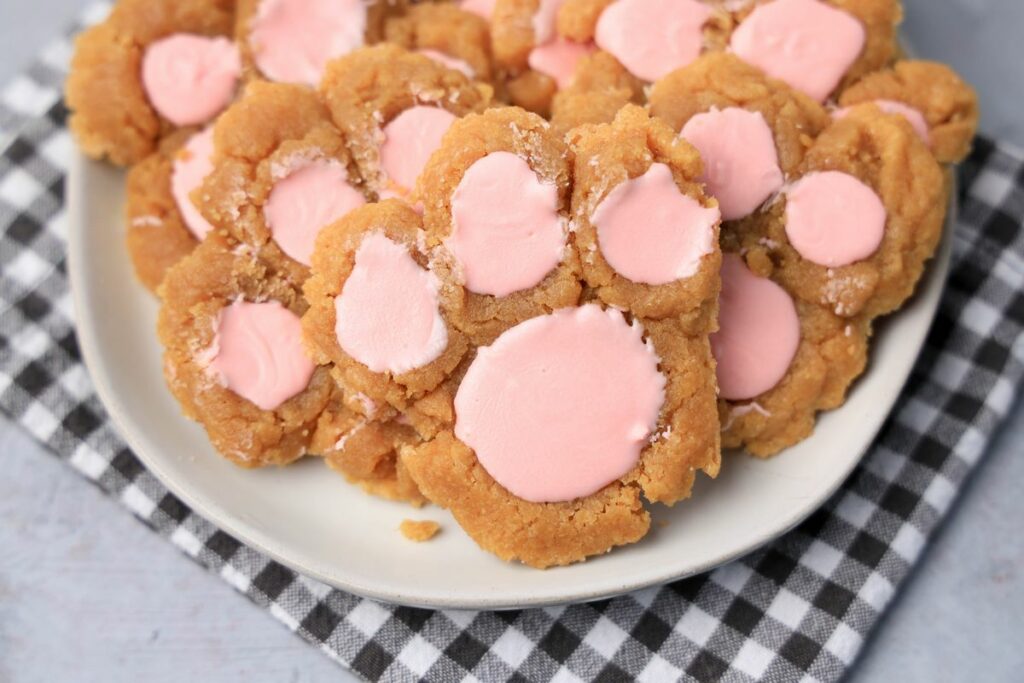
[3,5,1024,682]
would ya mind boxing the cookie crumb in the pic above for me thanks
[400,519,441,542]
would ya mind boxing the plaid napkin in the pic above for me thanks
[3,6,1023,682]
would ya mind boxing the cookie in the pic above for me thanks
[125,127,216,293]
[198,80,369,283]
[568,105,722,321]
[66,0,240,166]
[729,0,901,102]
[403,302,721,567]
[157,233,333,467]
[712,251,870,457]
[491,0,597,116]
[302,200,469,411]
[837,60,980,164]
[417,107,581,345]
[732,106,947,320]
[235,0,400,86]
[384,3,494,84]
[648,52,831,217]
[319,45,492,200]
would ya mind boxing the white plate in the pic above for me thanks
[68,150,951,609]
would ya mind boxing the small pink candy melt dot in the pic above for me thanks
[592,162,719,285]
[455,305,666,503]
[528,38,595,90]
[171,127,217,241]
[711,254,801,401]
[447,152,566,297]
[379,106,458,194]
[250,0,366,86]
[417,49,475,79]
[141,34,241,127]
[730,0,865,102]
[833,100,931,146]
[208,300,316,411]
[784,171,887,267]
[334,232,449,375]
[595,0,712,82]
[264,160,366,266]
[681,107,784,221]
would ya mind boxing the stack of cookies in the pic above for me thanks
[66,0,979,568]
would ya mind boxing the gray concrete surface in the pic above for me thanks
[1,1,1022,681]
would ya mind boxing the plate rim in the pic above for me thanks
[67,150,953,609]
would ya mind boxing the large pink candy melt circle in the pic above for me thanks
[711,254,801,401]
[784,171,887,267]
[334,232,449,375]
[461,0,497,20]
[592,163,719,285]
[833,100,931,145]
[250,0,366,86]
[528,38,594,90]
[681,107,784,221]
[142,34,241,127]
[264,160,365,266]
[595,0,712,82]
[170,127,217,241]
[455,305,666,503]
[208,300,316,411]
[730,0,865,102]
[380,107,458,194]
[447,152,566,297]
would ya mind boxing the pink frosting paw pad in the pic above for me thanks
[528,38,595,89]
[595,0,713,82]
[730,0,866,102]
[454,305,666,503]
[680,107,784,221]
[171,127,217,241]
[592,163,719,285]
[784,171,887,267]
[711,254,800,401]
[142,34,241,127]
[447,151,567,297]
[205,300,316,411]
[249,0,367,86]
[380,106,459,196]
[264,160,366,266]
[334,232,449,375]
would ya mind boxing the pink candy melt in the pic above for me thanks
[730,0,865,102]
[250,0,366,86]
[455,305,666,503]
[711,254,801,400]
[447,152,566,297]
[141,34,240,127]
[264,160,366,266]
[334,232,448,374]
[171,127,216,241]
[417,49,475,79]
[592,163,719,285]
[681,107,784,221]
[380,106,458,194]
[208,300,315,411]
[833,100,931,145]
[595,0,712,82]
[784,171,886,267]
[528,38,594,89]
